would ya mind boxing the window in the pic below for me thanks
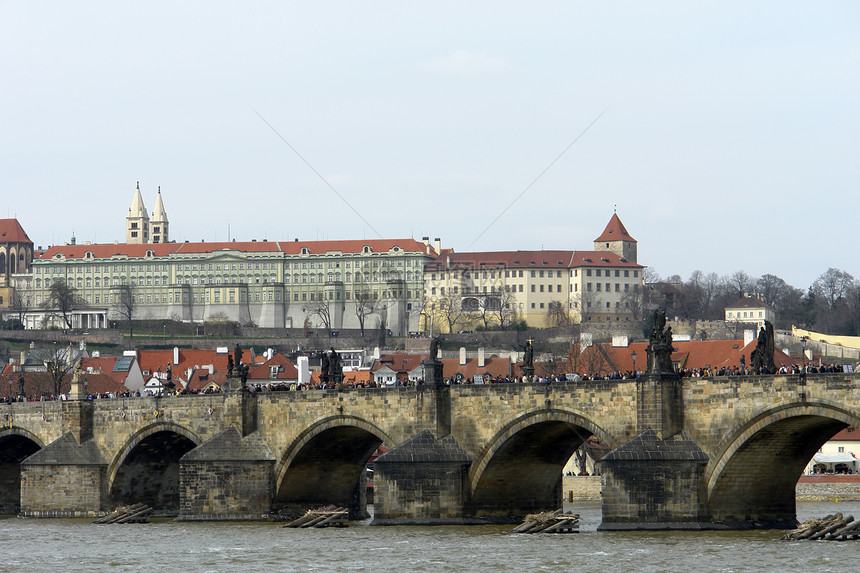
[595,269,601,277]
[586,269,592,276]
[531,285,535,292]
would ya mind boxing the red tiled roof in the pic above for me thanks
[559,339,798,376]
[441,357,516,379]
[0,219,32,244]
[829,428,858,441]
[594,213,636,243]
[374,353,426,375]
[570,250,641,267]
[38,238,434,261]
[426,249,641,270]
[726,297,773,311]
[0,372,128,399]
[247,354,299,381]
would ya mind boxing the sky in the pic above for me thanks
[2,1,859,290]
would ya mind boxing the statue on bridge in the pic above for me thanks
[424,337,444,386]
[328,348,343,387]
[750,321,776,374]
[521,339,535,381]
[233,343,243,372]
[320,350,330,384]
[227,354,234,377]
[645,310,676,374]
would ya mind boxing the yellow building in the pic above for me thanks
[422,214,643,332]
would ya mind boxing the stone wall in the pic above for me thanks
[563,475,601,502]
[796,476,860,501]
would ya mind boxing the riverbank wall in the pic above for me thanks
[563,475,860,503]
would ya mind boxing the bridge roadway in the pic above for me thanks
[0,372,857,528]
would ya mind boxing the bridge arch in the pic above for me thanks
[705,402,860,527]
[468,408,609,520]
[0,427,44,514]
[106,422,202,514]
[274,415,391,519]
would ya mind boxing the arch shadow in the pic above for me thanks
[106,422,202,514]
[467,409,608,520]
[0,428,44,514]
[705,402,860,527]
[274,415,391,519]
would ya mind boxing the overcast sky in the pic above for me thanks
[2,1,858,289]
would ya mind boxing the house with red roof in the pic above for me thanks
[546,338,798,378]
[725,295,776,330]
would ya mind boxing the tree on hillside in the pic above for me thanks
[9,290,30,328]
[41,343,76,398]
[491,290,519,330]
[434,289,466,333]
[621,284,648,321]
[729,271,754,300]
[303,298,333,335]
[112,284,137,339]
[353,289,376,337]
[812,268,856,334]
[546,300,571,327]
[45,279,78,329]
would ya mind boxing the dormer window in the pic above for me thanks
[300,247,310,255]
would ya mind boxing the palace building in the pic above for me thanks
[422,214,643,331]
[23,238,437,333]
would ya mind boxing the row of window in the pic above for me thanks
[432,268,640,280]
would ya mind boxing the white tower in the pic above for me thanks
[126,182,150,244]
[150,186,169,244]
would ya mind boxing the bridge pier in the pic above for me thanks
[20,433,108,517]
[177,427,275,521]
[371,430,475,525]
[599,373,711,530]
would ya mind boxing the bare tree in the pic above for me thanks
[433,289,466,333]
[45,279,77,329]
[546,300,571,327]
[620,284,647,321]
[573,290,602,323]
[10,290,29,327]
[303,298,333,335]
[353,289,376,337]
[729,270,754,300]
[41,344,76,398]
[112,284,137,339]
[492,290,519,330]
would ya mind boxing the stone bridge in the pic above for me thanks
[0,372,857,529]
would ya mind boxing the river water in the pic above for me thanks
[1,501,858,573]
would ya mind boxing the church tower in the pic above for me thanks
[126,182,150,244]
[594,212,637,263]
[150,186,169,244]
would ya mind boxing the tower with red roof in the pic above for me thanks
[594,212,637,263]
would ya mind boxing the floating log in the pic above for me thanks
[509,509,580,534]
[283,506,349,528]
[782,513,860,541]
[92,504,153,524]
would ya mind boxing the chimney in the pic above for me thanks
[459,347,466,366]
[297,356,310,384]
[434,238,441,254]
[208,364,214,374]
[744,330,755,348]
[173,346,180,366]
[478,347,485,368]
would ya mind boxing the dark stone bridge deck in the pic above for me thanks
[1,372,856,528]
